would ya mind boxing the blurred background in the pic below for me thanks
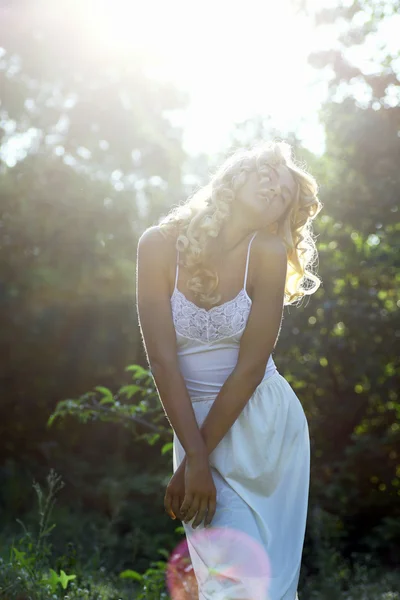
[0,0,399,598]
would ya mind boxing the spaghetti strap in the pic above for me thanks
[174,248,180,290]
[243,231,257,291]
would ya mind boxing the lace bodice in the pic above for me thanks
[171,287,252,345]
[168,230,277,397]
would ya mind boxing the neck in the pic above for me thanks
[218,216,255,253]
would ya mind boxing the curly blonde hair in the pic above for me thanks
[158,140,322,307]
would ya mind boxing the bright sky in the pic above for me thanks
[85,0,399,157]
[2,0,399,165]
[89,0,331,156]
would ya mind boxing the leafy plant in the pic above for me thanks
[0,469,77,599]
[119,553,170,600]
[48,365,172,450]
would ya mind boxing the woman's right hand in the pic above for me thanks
[180,454,217,528]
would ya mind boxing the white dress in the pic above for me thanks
[170,232,310,600]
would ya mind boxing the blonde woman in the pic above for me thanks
[136,141,322,600]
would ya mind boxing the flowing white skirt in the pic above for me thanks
[172,371,310,600]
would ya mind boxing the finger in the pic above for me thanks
[164,491,175,519]
[183,496,200,524]
[177,496,185,520]
[205,495,217,527]
[180,493,193,518]
[192,497,208,529]
[171,495,181,520]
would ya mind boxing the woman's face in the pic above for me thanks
[235,165,296,228]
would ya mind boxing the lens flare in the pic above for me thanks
[166,526,271,599]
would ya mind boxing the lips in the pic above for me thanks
[257,192,271,201]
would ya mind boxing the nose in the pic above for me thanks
[258,177,273,193]
[258,187,270,196]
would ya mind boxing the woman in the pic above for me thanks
[136,140,322,599]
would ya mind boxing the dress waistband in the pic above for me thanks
[189,368,279,403]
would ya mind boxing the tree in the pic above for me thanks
[0,0,188,521]
[285,0,400,564]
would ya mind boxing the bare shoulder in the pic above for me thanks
[137,225,177,294]
[138,225,175,254]
[137,226,177,271]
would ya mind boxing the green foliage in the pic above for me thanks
[119,556,169,600]
[299,505,400,599]
[0,470,77,599]
[306,0,400,103]
[301,552,400,599]
[0,2,188,541]
[0,470,174,599]
[0,0,399,594]
[48,364,171,445]
[287,0,400,566]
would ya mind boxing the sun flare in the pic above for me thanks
[64,0,328,153]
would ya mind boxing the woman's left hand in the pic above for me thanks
[164,457,187,521]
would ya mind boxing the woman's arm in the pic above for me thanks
[193,233,288,456]
[136,226,206,460]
